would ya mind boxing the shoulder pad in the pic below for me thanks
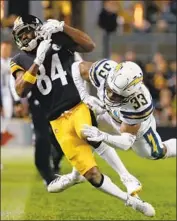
[89,59,117,88]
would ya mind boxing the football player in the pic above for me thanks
[11,15,155,216]
[72,59,176,160]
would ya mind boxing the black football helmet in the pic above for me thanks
[12,14,43,51]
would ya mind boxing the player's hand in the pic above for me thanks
[39,19,65,40]
[81,124,106,142]
[34,39,52,66]
[83,96,106,115]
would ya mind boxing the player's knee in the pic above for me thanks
[84,166,103,187]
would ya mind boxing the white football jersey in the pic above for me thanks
[89,59,154,137]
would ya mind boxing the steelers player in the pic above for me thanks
[10,15,155,216]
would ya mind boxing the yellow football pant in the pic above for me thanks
[50,102,97,175]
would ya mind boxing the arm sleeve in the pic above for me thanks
[71,61,89,100]
[103,132,136,150]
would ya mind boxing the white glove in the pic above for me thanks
[83,96,106,115]
[39,19,65,40]
[81,124,107,142]
[34,39,52,66]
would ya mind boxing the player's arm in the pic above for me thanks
[40,20,95,52]
[72,61,104,114]
[82,122,141,151]
[11,40,51,98]
[63,24,95,52]
[13,65,37,98]
[72,60,93,100]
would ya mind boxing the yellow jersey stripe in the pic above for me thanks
[10,64,25,74]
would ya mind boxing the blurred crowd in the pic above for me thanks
[98,0,176,34]
[110,50,176,127]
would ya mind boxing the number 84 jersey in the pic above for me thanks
[89,59,154,137]
[10,43,81,121]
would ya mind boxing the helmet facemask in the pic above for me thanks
[104,82,131,107]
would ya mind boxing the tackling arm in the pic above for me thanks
[82,122,141,151]
[72,61,104,114]
[104,122,140,150]
[71,61,92,100]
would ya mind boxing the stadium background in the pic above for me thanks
[1,1,176,220]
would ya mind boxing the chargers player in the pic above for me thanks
[73,59,176,160]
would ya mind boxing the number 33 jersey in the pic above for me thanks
[89,59,154,137]
[10,33,81,121]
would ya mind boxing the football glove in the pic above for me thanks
[39,19,65,40]
[83,96,106,115]
[34,39,52,66]
[81,124,107,142]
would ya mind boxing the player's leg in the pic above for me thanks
[48,104,155,217]
[132,116,176,160]
[93,112,142,195]
[163,139,176,158]
[29,103,56,186]
[49,126,64,174]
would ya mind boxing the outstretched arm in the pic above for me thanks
[82,122,141,151]
[72,61,104,114]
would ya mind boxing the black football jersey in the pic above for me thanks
[10,32,81,120]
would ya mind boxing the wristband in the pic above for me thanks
[22,71,37,84]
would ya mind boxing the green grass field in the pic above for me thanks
[1,147,176,220]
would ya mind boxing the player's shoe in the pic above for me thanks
[47,174,86,193]
[126,195,155,217]
[121,174,142,196]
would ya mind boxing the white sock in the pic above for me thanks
[70,167,81,179]
[95,143,130,178]
[98,174,128,202]
[163,139,176,158]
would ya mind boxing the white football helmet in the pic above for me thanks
[104,61,143,107]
